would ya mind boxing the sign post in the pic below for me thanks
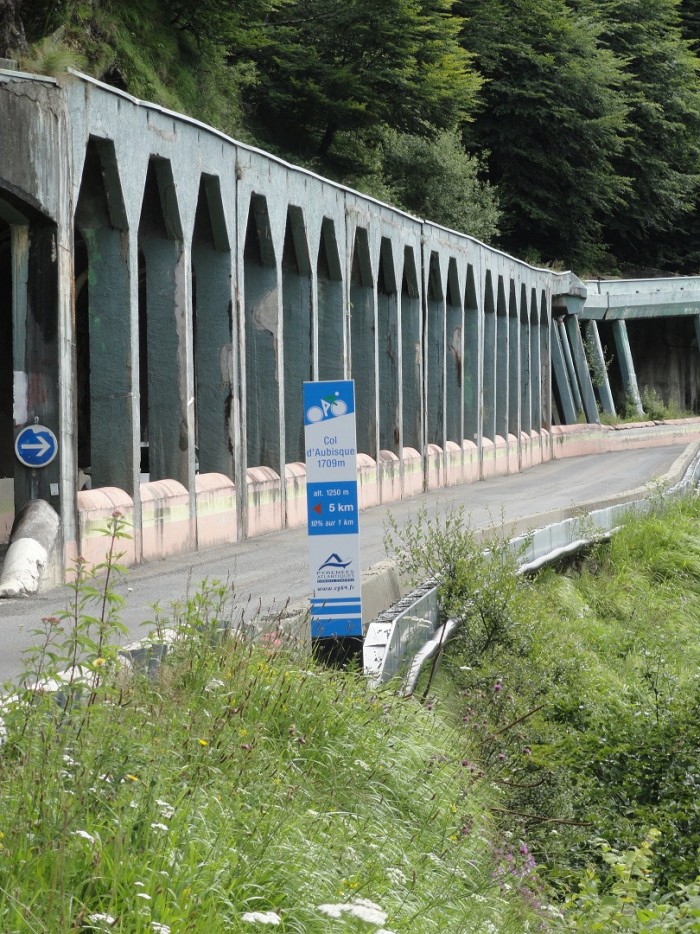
[304,380,362,659]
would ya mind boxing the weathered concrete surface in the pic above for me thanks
[0,499,60,596]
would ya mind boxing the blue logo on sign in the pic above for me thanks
[303,380,355,426]
[14,424,58,468]
[319,553,352,570]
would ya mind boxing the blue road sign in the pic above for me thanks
[14,424,58,468]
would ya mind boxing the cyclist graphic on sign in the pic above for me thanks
[306,391,347,424]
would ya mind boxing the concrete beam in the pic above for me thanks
[612,319,644,417]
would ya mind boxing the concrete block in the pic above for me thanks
[357,454,379,510]
[246,466,283,537]
[481,436,496,478]
[494,435,509,477]
[401,447,423,498]
[507,433,519,474]
[445,440,462,486]
[462,440,478,483]
[379,449,401,505]
[76,486,136,569]
[284,462,307,529]
[426,444,444,490]
[195,473,236,549]
[141,479,193,561]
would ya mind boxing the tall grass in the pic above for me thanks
[0,520,550,933]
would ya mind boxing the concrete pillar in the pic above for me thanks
[495,277,509,438]
[483,272,497,441]
[551,318,578,424]
[520,291,532,436]
[350,228,377,457]
[192,179,233,478]
[584,320,615,417]
[530,290,541,431]
[378,238,399,453]
[282,208,312,464]
[612,319,644,417]
[540,295,552,431]
[508,282,520,438]
[463,267,480,445]
[401,249,422,451]
[558,319,584,416]
[445,261,463,444]
[317,218,344,381]
[565,314,600,424]
[425,253,444,447]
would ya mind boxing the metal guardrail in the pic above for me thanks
[363,448,700,689]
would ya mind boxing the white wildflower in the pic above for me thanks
[150,822,169,832]
[479,922,499,934]
[353,758,370,771]
[135,892,152,900]
[87,913,116,926]
[72,829,95,843]
[386,867,407,886]
[0,716,6,746]
[205,678,225,691]
[63,754,76,766]
[151,924,171,934]
[156,798,175,819]
[240,910,282,925]
[318,898,387,926]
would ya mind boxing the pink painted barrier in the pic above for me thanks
[445,440,462,486]
[507,433,519,474]
[379,449,401,505]
[247,466,283,537]
[284,462,307,529]
[426,444,444,490]
[141,479,193,562]
[462,440,478,483]
[402,447,423,498]
[493,435,509,477]
[520,431,532,471]
[481,437,496,478]
[357,453,379,510]
[195,473,236,549]
[75,486,137,569]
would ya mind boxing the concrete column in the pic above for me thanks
[82,225,135,491]
[445,287,463,444]
[540,299,552,432]
[282,213,312,465]
[463,279,480,445]
[425,257,444,447]
[350,230,377,457]
[378,241,399,453]
[694,315,700,358]
[193,243,234,477]
[530,295,541,432]
[317,218,343,381]
[584,320,615,416]
[508,286,520,438]
[520,302,531,435]
[612,319,644,416]
[482,276,497,441]
[565,314,600,424]
[495,279,508,438]
[551,318,577,424]
[558,319,584,415]
[400,254,422,451]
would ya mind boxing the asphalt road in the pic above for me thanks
[0,443,690,684]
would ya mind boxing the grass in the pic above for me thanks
[0,521,551,933]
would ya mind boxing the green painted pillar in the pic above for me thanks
[612,319,644,417]
[558,319,584,416]
[508,298,520,437]
[565,314,600,424]
[584,320,615,416]
[551,319,577,424]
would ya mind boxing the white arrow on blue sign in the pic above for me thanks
[14,424,58,468]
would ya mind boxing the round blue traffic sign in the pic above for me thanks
[14,424,58,468]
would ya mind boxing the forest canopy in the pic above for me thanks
[5,0,700,274]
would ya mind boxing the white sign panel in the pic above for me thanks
[304,380,362,639]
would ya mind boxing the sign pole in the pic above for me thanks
[304,380,363,665]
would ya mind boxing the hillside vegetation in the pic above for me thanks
[5,0,700,273]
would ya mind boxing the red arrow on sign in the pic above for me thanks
[312,503,322,514]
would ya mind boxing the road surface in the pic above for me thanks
[0,444,691,683]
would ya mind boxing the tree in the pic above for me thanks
[244,0,482,163]
[593,0,700,269]
[458,0,629,270]
[0,0,27,57]
[378,127,501,241]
